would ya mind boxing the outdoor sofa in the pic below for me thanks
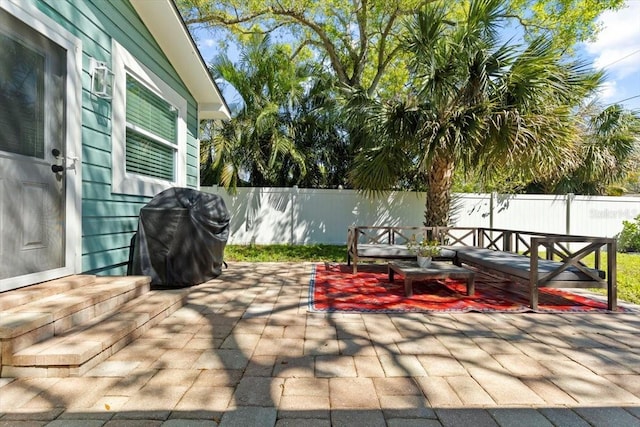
[347,226,617,310]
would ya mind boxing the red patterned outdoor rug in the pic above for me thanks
[309,263,622,313]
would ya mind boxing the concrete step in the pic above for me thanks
[0,275,161,378]
[0,275,96,311]
[0,276,150,358]
[2,287,188,377]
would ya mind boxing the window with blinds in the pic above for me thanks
[125,75,177,181]
[0,31,45,159]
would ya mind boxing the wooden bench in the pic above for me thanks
[347,226,617,311]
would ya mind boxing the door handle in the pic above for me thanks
[51,148,64,174]
[50,148,78,174]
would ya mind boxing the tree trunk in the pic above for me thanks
[424,155,455,226]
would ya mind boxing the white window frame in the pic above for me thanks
[111,40,187,196]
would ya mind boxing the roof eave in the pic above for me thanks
[130,0,231,121]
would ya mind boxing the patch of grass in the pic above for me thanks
[603,252,640,305]
[224,244,640,305]
[224,244,347,262]
[572,252,640,305]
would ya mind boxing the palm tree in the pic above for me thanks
[202,34,353,190]
[201,34,307,189]
[275,66,352,189]
[528,103,640,195]
[345,0,601,226]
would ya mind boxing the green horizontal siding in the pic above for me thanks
[81,164,112,186]
[82,145,111,171]
[83,217,139,236]
[187,175,198,188]
[81,181,152,203]
[187,163,199,178]
[82,248,130,273]
[38,0,111,59]
[81,102,111,135]
[82,198,147,218]
[84,263,128,276]
[186,140,198,158]
[185,113,198,189]
[83,232,134,254]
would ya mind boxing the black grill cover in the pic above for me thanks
[130,187,230,287]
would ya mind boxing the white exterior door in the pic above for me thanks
[0,2,82,292]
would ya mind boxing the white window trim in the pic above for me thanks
[111,40,187,196]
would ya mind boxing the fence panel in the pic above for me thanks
[492,194,567,234]
[207,187,293,244]
[293,189,356,244]
[570,195,640,238]
[450,193,491,228]
[201,187,639,245]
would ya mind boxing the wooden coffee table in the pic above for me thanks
[388,261,475,297]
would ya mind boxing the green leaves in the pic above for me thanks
[617,215,640,253]
[201,34,351,189]
[202,35,307,188]
[509,0,625,47]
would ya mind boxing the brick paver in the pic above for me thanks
[1,262,640,426]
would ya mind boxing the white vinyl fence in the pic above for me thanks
[201,187,640,245]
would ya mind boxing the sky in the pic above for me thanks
[583,0,640,111]
[194,1,640,112]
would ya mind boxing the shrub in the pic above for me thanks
[605,185,626,196]
[617,214,640,252]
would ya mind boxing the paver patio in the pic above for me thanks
[1,262,640,426]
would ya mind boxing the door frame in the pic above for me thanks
[0,0,82,291]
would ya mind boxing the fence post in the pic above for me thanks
[291,186,298,244]
[490,192,496,229]
[566,193,574,235]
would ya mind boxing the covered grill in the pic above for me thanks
[129,187,230,287]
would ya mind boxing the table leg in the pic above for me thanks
[388,267,394,282]
[404,278,413,297]
[467,275,475,296]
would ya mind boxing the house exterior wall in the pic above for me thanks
[34,0,200,275]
